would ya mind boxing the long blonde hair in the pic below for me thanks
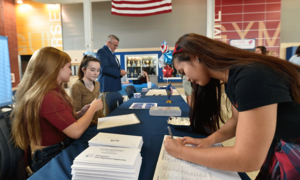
[11,47,74,150]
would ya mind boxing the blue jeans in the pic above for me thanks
[30,138,73,173]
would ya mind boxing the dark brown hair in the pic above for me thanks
[78,55,100,79]
[256,46,267,55]
[173,33,300,135]
[295,45,300,57]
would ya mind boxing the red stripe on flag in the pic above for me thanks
[112,0,163,5]
[112,3,171,11]
[112,9,172,17]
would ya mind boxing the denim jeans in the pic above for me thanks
[30,138,73,173]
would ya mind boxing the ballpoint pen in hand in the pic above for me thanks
[167,126,173,139]
[98,93,103,100]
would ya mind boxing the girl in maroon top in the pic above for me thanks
[11,47,103,173]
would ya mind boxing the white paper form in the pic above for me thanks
[74,146,140,168]
[129,103,157,109]
[88,132,143,149]
[97,113,140,130]
[145,89,180,96]
[153,135,241,180]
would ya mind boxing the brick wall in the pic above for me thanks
[0,0,19,87]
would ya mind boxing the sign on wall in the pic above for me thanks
[214,0,281,55]
[16,1,62,55]
[230,39,256,49]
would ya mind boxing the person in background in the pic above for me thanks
[121,75,129,84]
[11,47,103,173]
[289,45,300,66]
[268,51,278,57]
[255,46,267,55]
[70,55,104,127]
[138,68,150,83]
[96,35,127,116]
[164,33,300,180]
[182,75,192,106]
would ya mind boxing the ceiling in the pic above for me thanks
[33,0,109,4]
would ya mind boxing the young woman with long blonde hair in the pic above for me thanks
[11,47,103,173]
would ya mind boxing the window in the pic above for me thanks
[0,36,13,107]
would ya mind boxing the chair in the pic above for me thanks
[0,90,17,113]
[0,110,27,180]
[105,92,123,112]
[125,85,137,99]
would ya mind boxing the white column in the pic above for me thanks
[83,0,93,52]
[206,0,215,39]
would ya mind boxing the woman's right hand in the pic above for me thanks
[90,98,103,112]
[182,136,214,148]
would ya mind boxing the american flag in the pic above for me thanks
[111,0,172,17]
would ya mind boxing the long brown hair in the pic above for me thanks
[11,47,74,150]
[295,45,300,57]
[173,33,300,135]
[78,55,100,79]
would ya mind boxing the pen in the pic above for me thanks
[167,126,173,139]
[98,93,103,100]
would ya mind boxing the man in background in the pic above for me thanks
[96,35,127,116]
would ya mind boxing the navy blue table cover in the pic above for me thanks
[28,92,250,180]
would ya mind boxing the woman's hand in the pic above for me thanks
[163,137,185,159]
[76,104,90,119]
[182,136,213,148]
[90,98,103,112]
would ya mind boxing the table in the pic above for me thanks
[28,92,250,180]
[119,83,156,95]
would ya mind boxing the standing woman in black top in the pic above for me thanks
[164,33,300,180]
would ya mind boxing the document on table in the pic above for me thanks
[153,135,241,180]
[97,113,140,130]
[88,132,143,149]
[145,89,180,96]
[129,103,157,109]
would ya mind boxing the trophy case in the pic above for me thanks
[125,54,158,80]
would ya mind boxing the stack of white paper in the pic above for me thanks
[88,132,143,150]
[71,146,142,180]
[149,106,181,116]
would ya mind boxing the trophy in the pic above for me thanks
[150,60,153,67]
[143,61,146,67]
[131,72,133,77]
[137,61,140,66]
[127,70,130,77]
[134,69,137,78]
[166,82,173,103]
[127,60,131,67]
[145,60,149,66]
[132,61,136,67]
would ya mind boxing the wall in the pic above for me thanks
[0,0,20,87]
[61,0,207,50]
[214,0,281,54]
[280,0,300,43]
[16,1,63,55]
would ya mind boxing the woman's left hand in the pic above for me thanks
[77,104,90,118]
[163,137,185,159]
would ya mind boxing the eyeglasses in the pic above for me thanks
[109,41,118,48]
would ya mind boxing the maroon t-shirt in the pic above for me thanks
[39,88,76,146]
